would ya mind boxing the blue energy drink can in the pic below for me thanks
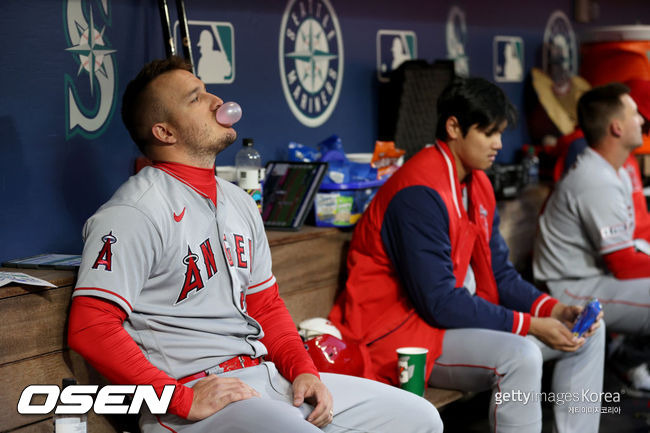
[571,298,602,337]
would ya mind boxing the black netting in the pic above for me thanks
[378,60,455,161]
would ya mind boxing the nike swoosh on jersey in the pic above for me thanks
[174,208,186,222]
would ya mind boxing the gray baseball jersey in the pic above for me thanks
[534,147,635,281]
[73,165,276,378]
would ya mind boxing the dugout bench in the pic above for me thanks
[0,183,550,432]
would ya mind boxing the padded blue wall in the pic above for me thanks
[1,0,648,262]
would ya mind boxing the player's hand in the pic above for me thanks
[551,302,603,338]
[529,316,584,352]
[186,374,260,421]
[292,373,334,427]
[551,303,581,327]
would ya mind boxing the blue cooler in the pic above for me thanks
[314,178,386,227]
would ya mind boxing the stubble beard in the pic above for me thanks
[185,126,237,164]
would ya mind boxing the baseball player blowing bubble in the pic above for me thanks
[67,56,443,433]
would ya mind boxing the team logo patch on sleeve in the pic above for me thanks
[92,232,117,271]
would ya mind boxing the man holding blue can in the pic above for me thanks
[330,77,605,433]
[534,81,650,396]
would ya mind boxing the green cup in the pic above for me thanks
[397,347,428,396]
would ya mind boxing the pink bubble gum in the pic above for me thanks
[216,101,242,127]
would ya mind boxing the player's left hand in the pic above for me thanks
[292,373,334,427]
[551,303,603,337]
[551,303,581,328]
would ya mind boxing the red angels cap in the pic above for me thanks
[626,79,650,121]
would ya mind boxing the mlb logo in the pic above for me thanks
[376,30,417,82]
[174,20,235,84]
[493,36,524,83]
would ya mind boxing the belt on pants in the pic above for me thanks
[178,355,262,384]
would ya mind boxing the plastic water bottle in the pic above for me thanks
[53,378,87,433]
[235,138,263,213]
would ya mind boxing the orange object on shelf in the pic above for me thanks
[580,26,650,154]
[371,140,405,179]
[581,40,650,86]
[580,26,650,86]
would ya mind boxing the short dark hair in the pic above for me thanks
[577,82,630,146]
[435,77,517,141]
[121,56,193,155]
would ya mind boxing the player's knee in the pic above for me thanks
[594,318,606,340]
[511,338,543,378]
[429,406,444,433]
[583,319,606,352]
[409,397,444,433]
[387,387,443,432]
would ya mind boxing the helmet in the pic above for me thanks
[298,317,342,340]
[304,333,364,376]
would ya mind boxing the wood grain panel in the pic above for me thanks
[266,226,343,247]
[272,231,350,297]
[497,183,550,274]
[0,286,72,365]
[424,387,466,409]
[8,418,53,433]
[282,284,339,325]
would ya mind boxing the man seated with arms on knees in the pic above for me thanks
[330,77,605,433]
[534,82,650,397]
[67,56,443,433]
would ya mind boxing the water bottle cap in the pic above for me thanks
[243,138,254,147]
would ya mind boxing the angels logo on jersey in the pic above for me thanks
[177,246,205,304]
[92,232,117,271]
[176,235,252,305]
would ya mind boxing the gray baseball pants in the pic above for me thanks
[141,362,443,433]
[428,325,605,433]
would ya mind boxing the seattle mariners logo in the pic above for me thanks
[64,0,118,139]
[542,11,577,77]
[279,0,344,127]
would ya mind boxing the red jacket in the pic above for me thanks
[330,141,552,385]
